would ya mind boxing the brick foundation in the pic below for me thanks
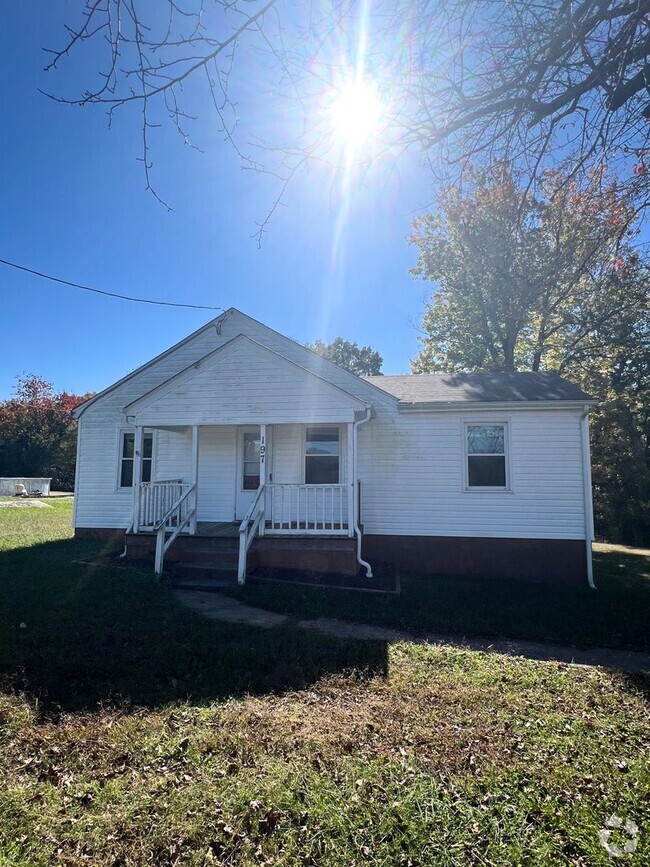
[252,538,358,576]
[75,527,588,584]
[75,527,126,544]
[362,535,587,585]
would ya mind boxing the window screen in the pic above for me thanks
[305,426,340,484]
[466,424,506,488]
[120,431,153,487]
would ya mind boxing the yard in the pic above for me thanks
[229,542,650,653]
[0,499,648,865]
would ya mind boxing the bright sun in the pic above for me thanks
[328,78,385,152]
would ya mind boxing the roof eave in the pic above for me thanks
[397,398,597,412]
[123,333,369,414]
[72,309,233,419]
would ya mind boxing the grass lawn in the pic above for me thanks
[0,501,648,865]
[228,543,650,653]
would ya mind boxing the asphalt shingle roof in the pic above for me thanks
[362,372,594,404]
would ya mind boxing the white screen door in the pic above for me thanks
[235,426,261,519]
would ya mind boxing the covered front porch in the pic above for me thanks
[121,333,374,580]
[127,420,369,581]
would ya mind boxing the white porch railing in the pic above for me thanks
[236,483,352,584]
[238,483,265,585]
[138,480,185,531]
[135,479,197,575]
[266,484,348,535]
[153,483,197,575]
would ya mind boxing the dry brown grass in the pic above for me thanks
[593,540,650,557]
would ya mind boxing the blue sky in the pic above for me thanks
[0,4,434,400]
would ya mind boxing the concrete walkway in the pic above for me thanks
[175,589,650,674]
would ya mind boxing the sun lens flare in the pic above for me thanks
[328,78,385,152]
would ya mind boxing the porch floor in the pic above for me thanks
[134,521,348,539]
[195,521,350,538]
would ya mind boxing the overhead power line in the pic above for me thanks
[0,257,223,312]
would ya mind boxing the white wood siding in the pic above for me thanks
[74,417,135,528]
[357,408,586,540]
[155,428,192,482]
[196,426,237,521]
[130,338,363,426]
[74,326,225,529]
[271,425,303,484]
[268,424,350,525]
[74,309,587,540]
[74,312,381,529]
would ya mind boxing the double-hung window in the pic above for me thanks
[305,426,340,484]
[465,423,507,489]
[120,430,153,487]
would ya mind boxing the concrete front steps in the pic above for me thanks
[170,540,239,591]
[126,531,359,588]
[171,559,239,591]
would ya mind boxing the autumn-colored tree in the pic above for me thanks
[410,166,649,544]
[307,338,383,377]
[0,375,91,491]
[410,164,642,373]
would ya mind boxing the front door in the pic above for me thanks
[235,426,261,519]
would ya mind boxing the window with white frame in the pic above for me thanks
[119,430,153,487]
[305,426,340,484]
[465,423,507,488]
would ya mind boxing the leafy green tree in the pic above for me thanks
[410,166,649,544]
[307,338,383,377]
[0,375,91,491]
[574,312,650,545]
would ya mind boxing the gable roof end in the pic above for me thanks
[74,307,392,419]
[227,308,398,404]
[123,333,368,414]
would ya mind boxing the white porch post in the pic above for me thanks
[132,424,144,534]
[190,425,199,535]
[347,422,354,537]
[259,423,267,536]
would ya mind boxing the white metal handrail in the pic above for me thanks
[237,484,265,585]
[153,483,196,575]
[139,479,184,530]
[266,483,348,535]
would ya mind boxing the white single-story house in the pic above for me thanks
[72,308,596,586]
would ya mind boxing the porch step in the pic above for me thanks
[171,561,238,589]
[177,547,239,565]
[172,537,239,552]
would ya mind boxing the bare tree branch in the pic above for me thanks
[44,0,650,221]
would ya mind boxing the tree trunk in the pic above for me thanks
[503,339,516,372]
[531,321,547,371]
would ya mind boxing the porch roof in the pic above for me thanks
[124,334,368,426]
